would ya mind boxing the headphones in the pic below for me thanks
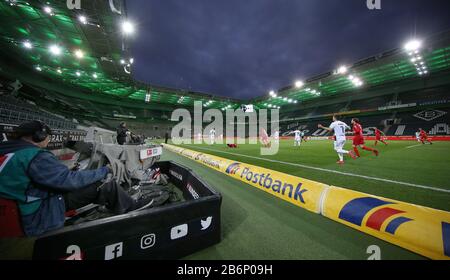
[32,121,50,143]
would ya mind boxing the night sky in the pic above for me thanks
[127,0,450,100]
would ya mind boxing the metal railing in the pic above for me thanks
[0,107,76,130]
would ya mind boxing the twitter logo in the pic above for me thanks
[201,217,213,230]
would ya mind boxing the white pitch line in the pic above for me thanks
[169,145,450,194]
[406,144,424,149]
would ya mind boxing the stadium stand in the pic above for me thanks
[397,87,450,105]
[279,91,450,137]
[99,119,172,138]
[280,105,450,137]
[313,102,349,115]
[280,107,317,120]
[348,94,395,110]
[0,95,78,130]
[388,108,450,136]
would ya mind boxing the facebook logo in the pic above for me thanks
[104,242,123,260]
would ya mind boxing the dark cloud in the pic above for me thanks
[128,0,450,100]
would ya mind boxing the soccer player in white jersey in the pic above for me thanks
[273,130,280,141]
[209,128,216,144]
[293,130,302,146]
[415,131,421,142]
[318,115,356,164]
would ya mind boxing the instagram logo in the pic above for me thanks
[140,234,156,249]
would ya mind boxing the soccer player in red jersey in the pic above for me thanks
[351,118,379,157]
[260,128,271,148]
[419,128,433,145]
[374,128,388,146]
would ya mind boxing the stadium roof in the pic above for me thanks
[0,0,240,110]
[1,0,450,111]
[253,32,450,109]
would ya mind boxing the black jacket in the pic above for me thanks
[116,126,129,145]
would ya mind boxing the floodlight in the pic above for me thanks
[74,49,84,59]
[337,65,348,74]
[404,40,422,52]
[78,15,87,24]
[23,41,33,49]
[122,21,135,35]
[49,45,62,56]
[295,80,304,88]
[43,6,52,15]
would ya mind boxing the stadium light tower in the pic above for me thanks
[404,39,428,76]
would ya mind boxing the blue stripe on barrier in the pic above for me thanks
[339,197,393,226]
[385,217,412,235]
[443,222,450,257]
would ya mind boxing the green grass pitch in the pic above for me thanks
[156,139,450,260]
[168,139,450,211]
